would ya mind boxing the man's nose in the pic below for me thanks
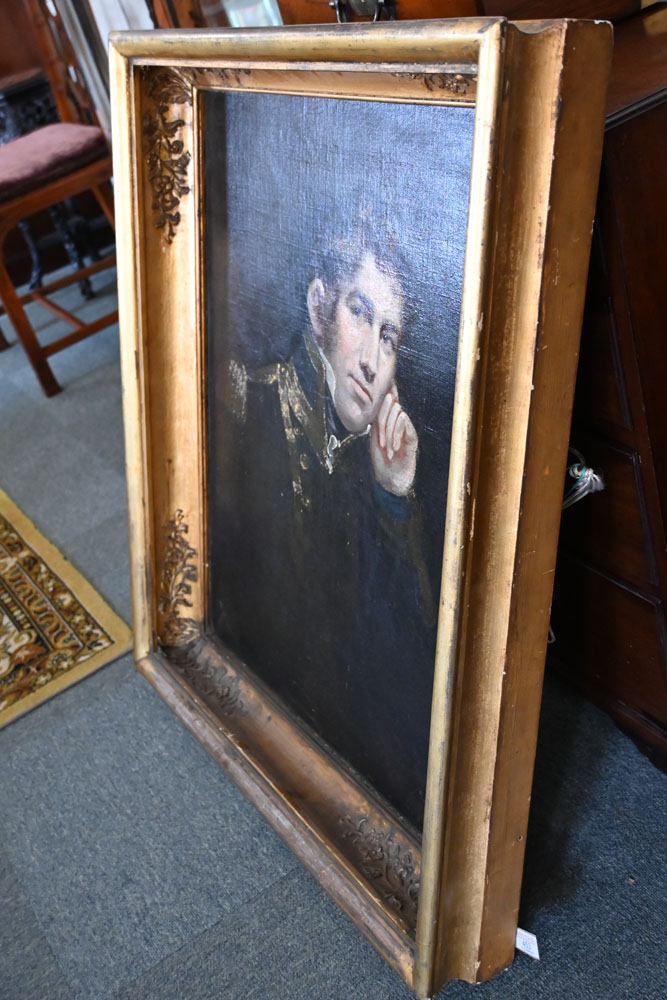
[359,361,375,384]
[359,329,379,383]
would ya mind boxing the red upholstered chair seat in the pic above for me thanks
[0,122,108,203]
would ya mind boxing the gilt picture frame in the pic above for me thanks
[110,19,612,997]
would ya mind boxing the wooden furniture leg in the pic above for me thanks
[0,231,61,395]
[92,183,115,229]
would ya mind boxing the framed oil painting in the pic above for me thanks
[110,19,612,997]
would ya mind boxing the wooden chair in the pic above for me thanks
[151,0,229,27]
[0,0,116,396]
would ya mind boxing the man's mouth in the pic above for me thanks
[349,374,372,403]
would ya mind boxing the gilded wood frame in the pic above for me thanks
[110,19,612,997]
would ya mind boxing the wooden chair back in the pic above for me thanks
[22,0,100,127]
[151,0,229,28]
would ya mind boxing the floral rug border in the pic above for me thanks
[0,488,132,727]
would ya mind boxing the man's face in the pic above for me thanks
[324,253,403,434]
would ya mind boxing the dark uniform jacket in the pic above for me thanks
[210,333,437,829]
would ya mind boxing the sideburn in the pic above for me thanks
[318,285,340,354]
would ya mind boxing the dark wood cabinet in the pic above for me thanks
[549,5,667,766]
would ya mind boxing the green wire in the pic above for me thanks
[564,464,587,498]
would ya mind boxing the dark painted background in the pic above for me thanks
[205,90,474,830]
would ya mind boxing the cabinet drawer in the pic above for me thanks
[558,440,657,591]
[551,557,667,726]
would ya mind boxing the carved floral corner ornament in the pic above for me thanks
[395,71,475,96]
[340,815,420,929]
[158,509,199,645]
[176,647,245,717]
[142,68,193,243]
[158,511,244,715]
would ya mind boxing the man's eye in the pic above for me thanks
[381,330,397,352]
[349,302,371,324]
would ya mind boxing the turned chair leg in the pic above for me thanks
[0,246,61,396]
[92,183,115,229]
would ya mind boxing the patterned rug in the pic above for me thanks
[0,488,132,727]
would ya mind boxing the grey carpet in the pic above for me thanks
[1,269,665,999]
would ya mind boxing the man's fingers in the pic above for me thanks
[385,401,403,459]
[404,414,418,445]
[374,388,417,463]
[377,392,393,450]
[393,411,407,454]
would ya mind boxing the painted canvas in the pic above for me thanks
[206,91,474,830]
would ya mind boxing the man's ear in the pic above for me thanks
[307,277,327,346]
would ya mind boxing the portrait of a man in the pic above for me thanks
[307,232,418,499]
[205,90,474,829]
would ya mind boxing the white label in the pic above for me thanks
[515,927,540,960]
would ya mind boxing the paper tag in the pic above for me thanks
[515,927,540,960]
